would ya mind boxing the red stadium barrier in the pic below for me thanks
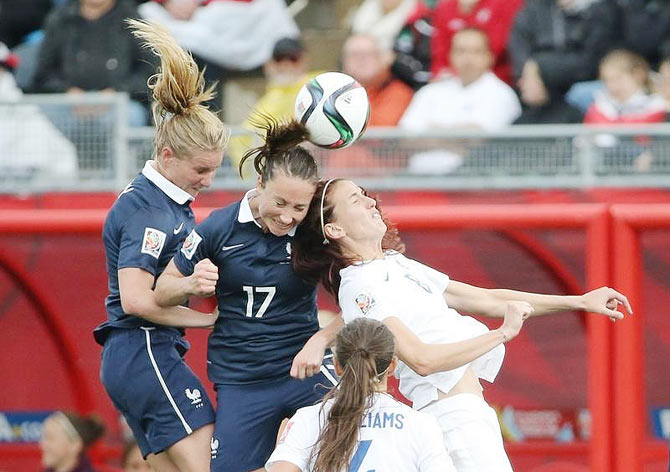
[0,204,665,471]
[611,204,670,472]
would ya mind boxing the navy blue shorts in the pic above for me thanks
[210,352,338,471]
[100,327,215,457]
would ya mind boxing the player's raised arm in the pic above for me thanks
[155,258,219,307]
[384,301,531,377]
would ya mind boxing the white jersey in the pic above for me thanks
[338,252,505,410]
[266,392,455,472]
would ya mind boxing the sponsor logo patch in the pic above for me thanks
[354,291,375,316]
[181,230,202,260]
[141,227,166,259]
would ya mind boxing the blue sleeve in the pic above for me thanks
[117,207,172,276]
[173,214,218,277]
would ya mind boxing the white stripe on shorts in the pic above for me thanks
[319,364,338,386]
[141,328,193,434]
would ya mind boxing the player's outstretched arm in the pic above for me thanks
[119,268,217,328]
[385,301,532,377]
[445,281,632,321]
[155,258,218,307]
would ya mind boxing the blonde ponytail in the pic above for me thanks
[127,19,228,159]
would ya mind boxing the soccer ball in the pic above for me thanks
[294,72,370,149]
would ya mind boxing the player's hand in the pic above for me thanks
[581,287,632,322]
[188,258,218,297]
[290,335,328,380]
[499,301,533,342]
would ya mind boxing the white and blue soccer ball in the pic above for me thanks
[294,71,370,149]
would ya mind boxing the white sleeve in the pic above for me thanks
[417,415,456,472]
[266,410,318,472]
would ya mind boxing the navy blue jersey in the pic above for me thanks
[173,191,319,385]
[94,161,196,345]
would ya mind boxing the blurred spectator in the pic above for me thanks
[342,34,414,127]
[228,37,317,175]
[139,0,298,72]
[509,0,618,112]
[585,50,666,172]
[585,50,666,125]
[653,57,670,115]
[39,411,105,472]
[122,440,152,472]
[431,0,523,84]
[0,41,78,180]
[349,0,417,51]
[391,0,436,89]
[400,28,520,131]
[32,0,154,126]
[399,28,520,173]
[515,58,583,124]
[614,0,670,69]
[565,0,670,112]
[0,0,52,48]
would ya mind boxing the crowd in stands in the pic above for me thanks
[2,0,670,176]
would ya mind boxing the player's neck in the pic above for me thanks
[343,239,383,262]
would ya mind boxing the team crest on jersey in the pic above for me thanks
[141,227,166,259]
[354,291,376,316]
[181,230,202,260]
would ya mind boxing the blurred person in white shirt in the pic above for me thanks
[399,28,520,173]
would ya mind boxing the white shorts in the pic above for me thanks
[422,393,513,472]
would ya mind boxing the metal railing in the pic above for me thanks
[3,93,670,193]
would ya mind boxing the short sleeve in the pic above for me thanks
[266,409,319,472]
[339,280,397,324]
[117,207,172,276]
[404,256,450,294]
[417,415,456,472]
[173,213,218,277]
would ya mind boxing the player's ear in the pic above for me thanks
[158,146,174,166]
[324,222,344,241]
[256,175,264,193]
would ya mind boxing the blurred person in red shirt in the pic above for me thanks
[431,0,523,84]
[585,50,666,125]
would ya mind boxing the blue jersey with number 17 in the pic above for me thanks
[173,191,319,385]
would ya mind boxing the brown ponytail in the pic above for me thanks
[127,19,228,160]
[312,318,395,472]
[239,116,318,185]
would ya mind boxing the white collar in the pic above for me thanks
[142,160,194,205]
[238,189,297,237]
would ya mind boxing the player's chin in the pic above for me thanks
[269,223,293,236]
